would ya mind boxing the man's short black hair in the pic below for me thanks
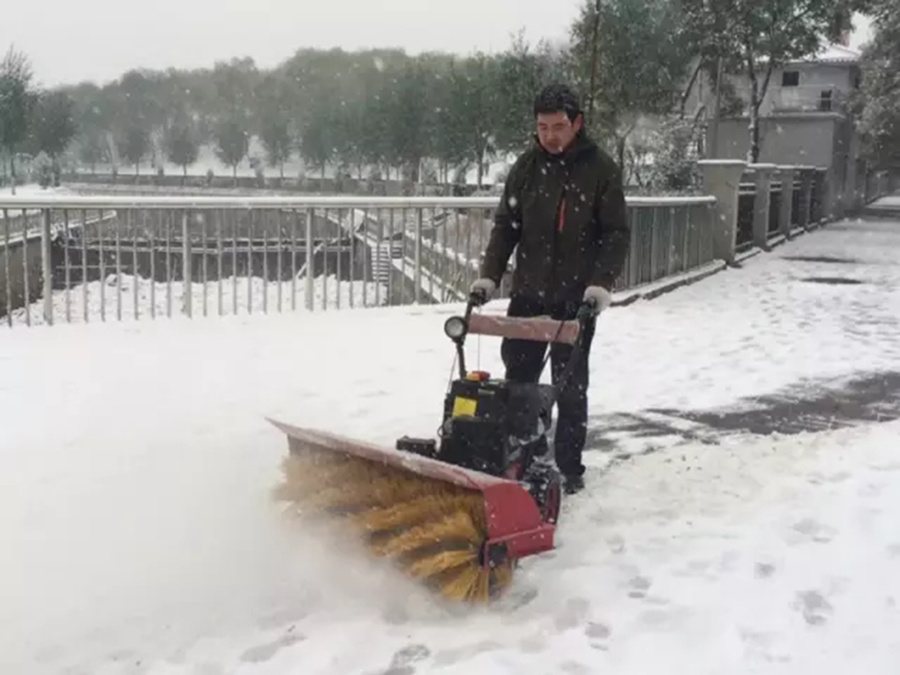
[533,84,582,122]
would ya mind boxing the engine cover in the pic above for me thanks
[437,376,554,479]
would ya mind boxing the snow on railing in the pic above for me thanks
[0,194,719,328]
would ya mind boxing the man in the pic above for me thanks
[469,83,630,495]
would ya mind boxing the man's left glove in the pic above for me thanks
[583,285,613,314]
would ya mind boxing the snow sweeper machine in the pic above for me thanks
[269,290,600,604]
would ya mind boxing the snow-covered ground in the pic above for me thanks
[7,273,388,326]
[0,183,74,198]
[2,217,900,674]
[870,194,900,210]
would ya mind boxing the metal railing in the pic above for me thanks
[865,169,898,204]
[735,166,826,251]
[732,85,849,116]
[0,194,718,328]
[770,86,847,114]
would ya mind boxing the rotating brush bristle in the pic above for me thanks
[272,445,514,604]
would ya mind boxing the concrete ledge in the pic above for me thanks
[726,213,842,267]
[766,233,788,248]
[863,205,900,219]
[613,259,728,305]
[735,248,764,265]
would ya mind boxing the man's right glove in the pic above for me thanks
[469,278,496,305]
[582,285,613,315]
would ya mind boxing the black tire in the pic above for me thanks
[524,462,562,525]
[540,471,562,524]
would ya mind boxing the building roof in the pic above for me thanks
[790,42,861,65]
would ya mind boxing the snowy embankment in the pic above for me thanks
[1,217,900,674]
[6,273,388,326]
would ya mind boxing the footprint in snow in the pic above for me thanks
[381,667,415,675]
[518,632,549,654]
[868,461,900,473]
[673,558,716,580]
[432,641,501,667]
[585,621,611,639]
[718,550,742,573]
[380,644,430,675]
[793,590,833,626]
[606,534,626,554]
[554,597,591,630]
[857,481,886,498]
[807,470,852,485]
[496,584,539,611]
[789,518,837,544]
[560,660,592,674]
[755,562,777,579]
[740,628,791,663]
[627,575,652,599]
[585,621,612,651]
[239,632,306,664]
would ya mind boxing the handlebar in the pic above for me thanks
[466,290,601,321]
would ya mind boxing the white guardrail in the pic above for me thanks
[0,194,718,328]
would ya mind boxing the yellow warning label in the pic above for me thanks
[452,396,478,417]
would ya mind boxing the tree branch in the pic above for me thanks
[759,58,777,104]
[680,58,705,118]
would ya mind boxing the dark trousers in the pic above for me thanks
[500,294,597,477]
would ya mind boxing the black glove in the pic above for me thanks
[469,278,496,306]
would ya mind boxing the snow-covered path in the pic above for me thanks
[2,217,900,674]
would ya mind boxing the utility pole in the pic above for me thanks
[709,56,723,159]
[586,0,602,128]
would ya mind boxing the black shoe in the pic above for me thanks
[563,474,584,495]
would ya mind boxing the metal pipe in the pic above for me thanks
[41,209,53,325]
[0,194,718,210]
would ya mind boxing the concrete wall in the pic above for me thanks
[709,115,843,167]
[784,63,855,92]
[709,114,861,216]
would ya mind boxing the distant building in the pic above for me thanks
[687,42,865,213]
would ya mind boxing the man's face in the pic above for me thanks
[536,111,582,155]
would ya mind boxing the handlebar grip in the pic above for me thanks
[469,288,489,307]
[577,297,600,318]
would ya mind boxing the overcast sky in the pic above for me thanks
[2,1,873,89]
[2,0,583,87]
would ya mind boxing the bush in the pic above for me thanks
[646,116,703,192]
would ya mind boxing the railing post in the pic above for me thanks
[778,166,796,238]
[797,166,814,229]
[41,208,53,325]
[749,163,776,250]
[414,208,422,304]
[697,159,747,265]
[815,167,833,223]
[305,207,313,310]
[181,209,192,317]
